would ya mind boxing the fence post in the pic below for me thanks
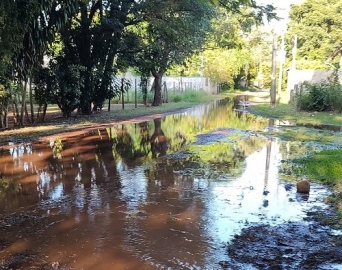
[135,79,137,108]
[121,78,125,110]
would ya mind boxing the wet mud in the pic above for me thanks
[227,218,342,270]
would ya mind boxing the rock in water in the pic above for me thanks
[296,180,310,194]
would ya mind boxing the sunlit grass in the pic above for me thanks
[292,149,342,185]
[290,149,342,217]
[250,103,342,126]
[269,127,341,144]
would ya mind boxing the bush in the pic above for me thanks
[295,73,342,112]
[169,90,208,103]
[172,95,182,102]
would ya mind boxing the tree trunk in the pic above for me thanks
[12,98,19,127]
[151,71,164,106]
[24,102,30,124]
[0,110,4,129]
[29,76,34,123]
[140,77,148,106]
[42,102,47,122]
[79,4,92,115]
[20,80,27,126]
[0,105,8,129]
[4,107,8,128]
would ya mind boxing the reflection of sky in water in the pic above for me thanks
[49,183,64,200]
[203,139,331,244]
[117,160,147,209]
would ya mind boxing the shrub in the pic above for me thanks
[169,90,208,103]
[295,73,342,112]
[172,95,182,102]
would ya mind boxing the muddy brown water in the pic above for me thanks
[0,98,341,269]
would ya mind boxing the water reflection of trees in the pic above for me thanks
[150,118,168,158]
[170,135,267,179]
[0,99,269,210]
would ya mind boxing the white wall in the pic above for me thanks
[118,73,218,94]
[286,69,342,101]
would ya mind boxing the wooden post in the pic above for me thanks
[121,78,125,110]
[135,79,137,108]
[270,33,277,108]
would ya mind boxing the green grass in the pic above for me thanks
[289,149,342,218]
[168,90,211,103]
[268,127,341,144]
[250,103,342,126]
[292,149,342,185]
[251,100,342,219]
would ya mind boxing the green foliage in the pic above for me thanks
[0,0,277,119]
[203,8,273,87]
[131,0,215,105]
[49,57,84,117]
[32,67,53,108]
[296,73,342,112]
[208,0,277,23]
[0,84,11,107]
[287,0,342,68]
[169,90,209,103]
[204,48,253,86]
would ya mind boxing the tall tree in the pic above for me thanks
[51,0,144,115]
[0,0,79,126]
[132,0,215,106]
[287,0,342,69]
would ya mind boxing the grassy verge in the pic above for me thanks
[289,149,342,219]
[249,103,342,126]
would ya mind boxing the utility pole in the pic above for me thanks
[292,35,297,70]
[270,33,277,108]
[278,32,285,93]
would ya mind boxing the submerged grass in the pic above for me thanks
[253,100,342,219]
[269,127,341,144]
[250,103,342,126]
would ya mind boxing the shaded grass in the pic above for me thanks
[250,103,342,126]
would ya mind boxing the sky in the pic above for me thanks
[257,0,306,32]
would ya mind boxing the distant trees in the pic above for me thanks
[199,8,275,90]
[287,0,342,69]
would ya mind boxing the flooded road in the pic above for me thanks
[0,98,341,269]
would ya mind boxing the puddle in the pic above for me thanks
[0,98,341,269]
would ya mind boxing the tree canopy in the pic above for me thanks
[0,0,276,127]
[287,0,342,69]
